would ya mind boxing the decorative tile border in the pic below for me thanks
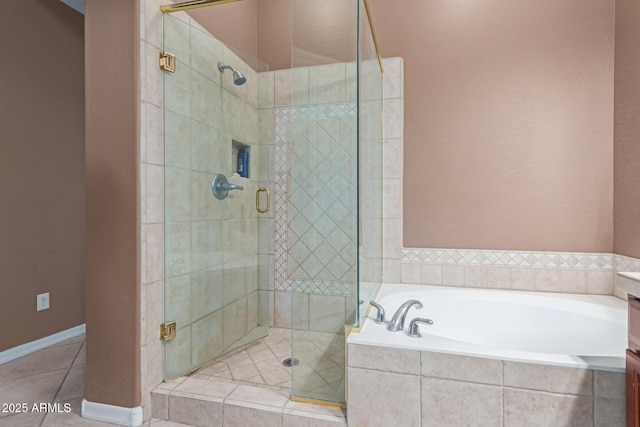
[402,248,614,270]
[273,103,357,296]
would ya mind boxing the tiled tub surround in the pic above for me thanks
[346,344,626,427]
[346,283,627,426]
[393,249,640,299]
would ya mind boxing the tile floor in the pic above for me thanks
[2,330,347,426]
[0,334,114,427]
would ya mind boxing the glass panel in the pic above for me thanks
[358,0,384,325]
[162,13,271,379]
[289,0,359,404]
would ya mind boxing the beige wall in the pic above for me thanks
[194,0,616,253]
[85,0,141,408]
[0,0,85,352]
[182,0,258,58]
[369,0,614,252]
[614,0,640,259]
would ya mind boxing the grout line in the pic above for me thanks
[40,340,85,427]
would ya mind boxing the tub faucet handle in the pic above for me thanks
[406,318,434,338]
[369,301,387,324]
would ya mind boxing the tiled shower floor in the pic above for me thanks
[152,327,347,425]
[191,327,345,400]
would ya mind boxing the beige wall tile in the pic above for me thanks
[309,64,345,104]
[223,404,282,427]
[275,292,291,329]
[151,390,169,420]
[283,413,346,427]
[594,371,625,400]
[143,42,164,108]
[510,268,536,291]
[382,98,403,139]
[535,268,561,292]
[163,16,190,65]
[168,395,222,426]
[465,265,488,288]
[587,270,614,294]
[382,179,402,219]
[595,398,625,427]
[145,281,164,346]
[421,351,501,385]
[504,388,593,427]
[504,362,593,396]
[191,311,224,367]
[349,344,420,375]
[382,218,402,259]
[488,266,511,289]
[347,368,420,427]
[146,163,164,224]
[146,224,164,284]
[309,295,346,334]
[223,297,248,348]
[560,269,587,293]
[421,264,443,285]
[401,263,421,284]
[382,139,403,180]
[164,111,191,169]
[421,378,501,427]
[382,57,404,100]
[190,27,223,86]
[145,102,164,166]
[442,265,465,286]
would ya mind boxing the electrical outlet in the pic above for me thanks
[36,292,50,311]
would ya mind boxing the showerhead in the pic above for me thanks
[218,62,247,86]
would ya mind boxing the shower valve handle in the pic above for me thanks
[211,174,243,200]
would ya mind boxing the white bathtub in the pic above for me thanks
[348,284,628,372]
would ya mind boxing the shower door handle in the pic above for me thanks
[256,187,270,213]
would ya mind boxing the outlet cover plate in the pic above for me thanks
[37,293,50,311]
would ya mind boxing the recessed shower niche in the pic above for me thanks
[231,140,250,178]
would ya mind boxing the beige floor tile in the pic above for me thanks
[72,342,86,366]
[0,411,47,427]
[55,365,86,402]
[0,369,68,414]
[0,344,81,382]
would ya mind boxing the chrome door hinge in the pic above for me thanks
[159,52,176,73]
[160,321,177,341]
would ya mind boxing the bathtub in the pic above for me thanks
[346,284,628,426]
[348,284,627,371]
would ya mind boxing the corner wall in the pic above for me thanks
[613,0,640,259]
[0,0,85,352]
[85,0,141,409]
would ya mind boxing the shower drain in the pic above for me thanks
[282,358,299,367]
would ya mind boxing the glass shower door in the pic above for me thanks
[162,14,272,379]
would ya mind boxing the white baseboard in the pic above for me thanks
[0,324,86,365]
[81,399,143,427]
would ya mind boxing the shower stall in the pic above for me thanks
[161,0,383,405]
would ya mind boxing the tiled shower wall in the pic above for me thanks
[379,56,640,300]
[260,64,361,332]
[161,14,269,379]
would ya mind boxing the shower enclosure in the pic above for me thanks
[161,0,383,405]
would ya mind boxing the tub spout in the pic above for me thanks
[387,299,423,332]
